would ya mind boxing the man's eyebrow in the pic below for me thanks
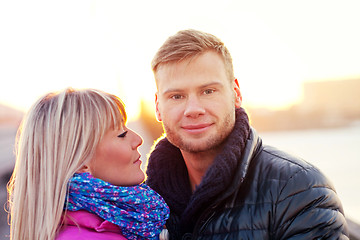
[162,88,183,95]
[161,82,224,95]
[199,82,224,89]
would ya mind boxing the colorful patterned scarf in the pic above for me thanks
[65,172,170,240]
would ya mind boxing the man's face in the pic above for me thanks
[155,51,242,153]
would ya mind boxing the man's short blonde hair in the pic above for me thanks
[152,29,234,82]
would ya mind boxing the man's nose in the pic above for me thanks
[184,95,205,118]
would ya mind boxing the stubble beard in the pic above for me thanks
[163,111,235,153]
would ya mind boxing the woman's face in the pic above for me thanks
[85,126,145,186]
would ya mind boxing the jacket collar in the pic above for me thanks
[223,128,262,208]
[63,210,120,233]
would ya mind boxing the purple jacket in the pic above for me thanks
[56,210,127,240]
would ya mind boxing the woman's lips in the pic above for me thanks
[134,155,142,164]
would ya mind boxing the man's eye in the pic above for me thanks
[171,95,183,100]
[204,89,215,94]
[117,131,128,138]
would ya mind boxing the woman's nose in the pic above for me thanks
[132,130,143,149]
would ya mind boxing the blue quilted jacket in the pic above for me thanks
[147,127,349,240]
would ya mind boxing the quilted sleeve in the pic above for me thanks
[273,166,349,239]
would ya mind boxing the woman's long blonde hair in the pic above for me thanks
[7,88,127,240]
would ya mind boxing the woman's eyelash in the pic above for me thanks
[117,131,128,138]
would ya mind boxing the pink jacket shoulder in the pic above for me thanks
[56,210,127,240]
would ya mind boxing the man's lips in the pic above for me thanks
[181,123,213,133]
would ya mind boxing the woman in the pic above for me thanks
[7,88,169,240]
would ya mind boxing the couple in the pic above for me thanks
[8,29,349,239]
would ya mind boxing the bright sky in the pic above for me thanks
[1,0,359,120]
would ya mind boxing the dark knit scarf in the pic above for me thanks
[146,108,250,235]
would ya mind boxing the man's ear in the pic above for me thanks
[155,92,162,122]
[234,78,242,108]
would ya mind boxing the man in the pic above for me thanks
[146,29,349,239]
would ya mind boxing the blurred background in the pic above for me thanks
[1,0,359,239]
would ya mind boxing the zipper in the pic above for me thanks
[190,190,241,239]
[191,204,218,239]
